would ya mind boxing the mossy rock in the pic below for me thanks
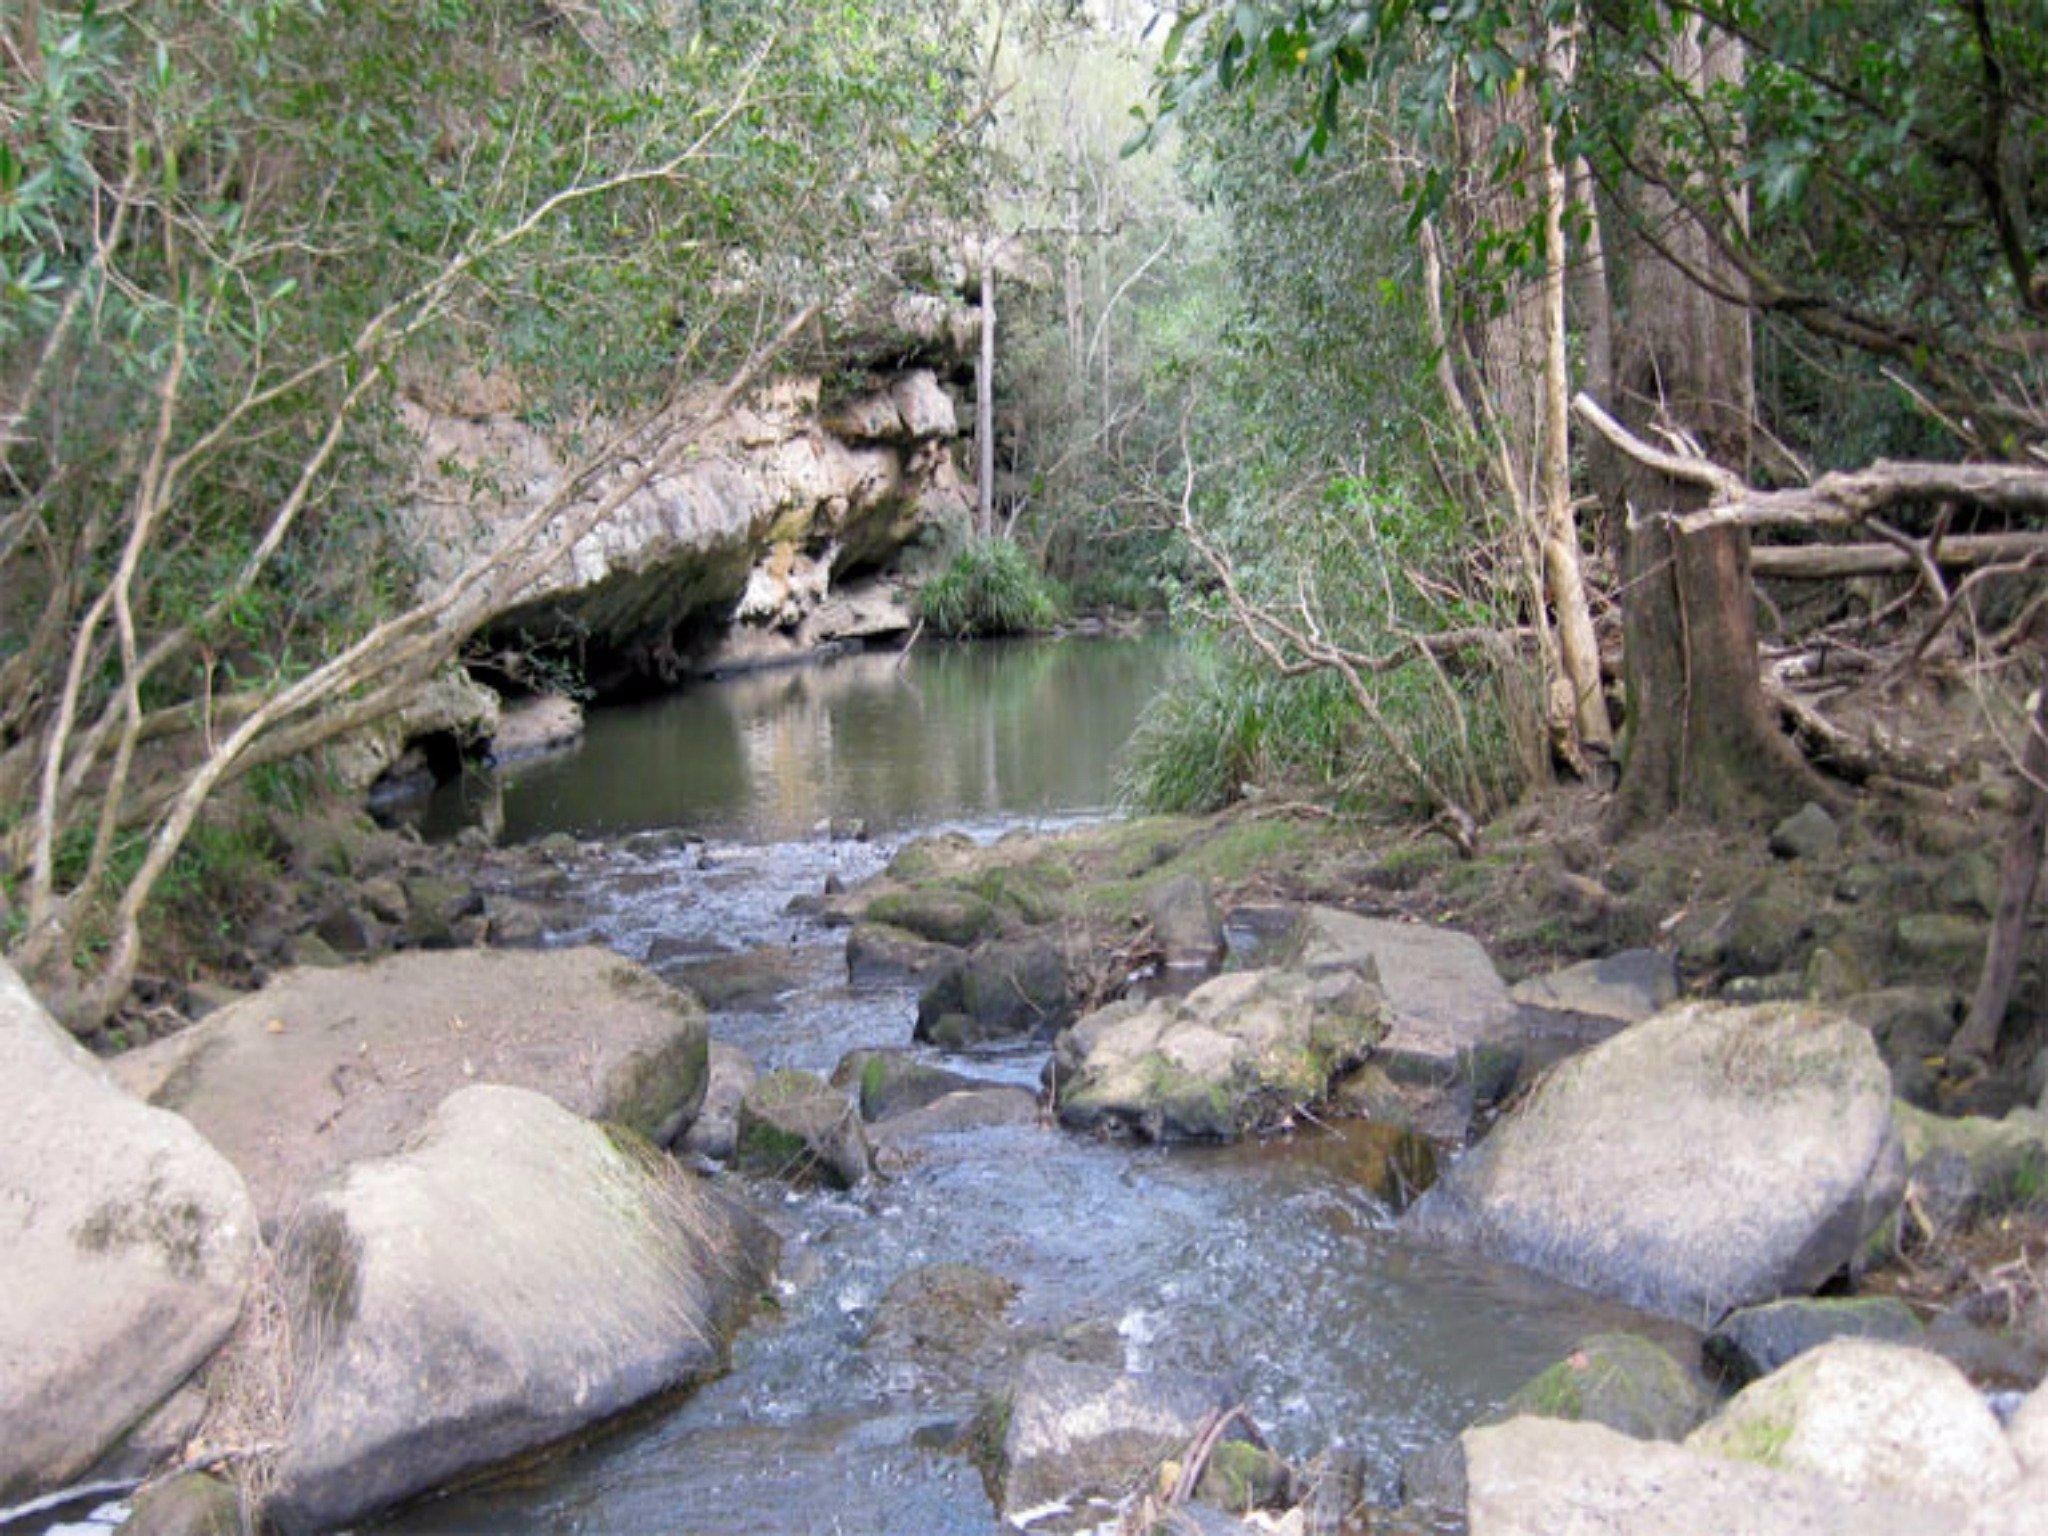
[1493,1333,1709,1442]
[1895,1100,2048,1213]
[961,865,1071,926]
[831,1049,978,1122]
[401,873,483,943]
[886,832,980,883]
[1194,1439,1294,1514]
[867,887,1001,948]
[915,939,1074,1044]
[118,1472,241,1536]
[1894,913,1989,967]
[1685,1338,2020,1503]
[733,1070,870,1188]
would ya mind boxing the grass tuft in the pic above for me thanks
[915,540,1063,638]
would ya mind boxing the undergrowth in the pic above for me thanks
[1116,639,1529,822]
[915,539,1064,638]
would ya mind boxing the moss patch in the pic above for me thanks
[73,1177,210,1281]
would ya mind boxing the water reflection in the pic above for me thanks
[455,635,1174,843]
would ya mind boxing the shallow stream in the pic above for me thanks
[371,636,1685,1533]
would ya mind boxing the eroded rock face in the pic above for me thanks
[1686,1339,2020,1507]
[1406,1001,1904,1321]
[112,947,709,1221]
[267,1085,772,1533]
[0,961,257,1503]
[397,370,970,683]
[1051,965,1385,1141]
[490,692,584,764]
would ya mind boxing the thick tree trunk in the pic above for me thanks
[1954,682,2048,1062]
[1606,17,1822,829]
[977,249,996,539]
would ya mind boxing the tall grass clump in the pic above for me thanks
[915,540,1064,638]
[1118,638,1533,822]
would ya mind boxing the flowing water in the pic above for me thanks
[376,636,1689,1533]
[9,635,1678,1536]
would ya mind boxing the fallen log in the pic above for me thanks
[1752,532,2048,579]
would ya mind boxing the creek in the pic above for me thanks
[374,634,1677,1533]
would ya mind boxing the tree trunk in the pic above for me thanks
[1064,158,1086,403]
[1538,36,1612,755]
[977,246,996,539]
[1954,681,2048,1062]
[1459,44,1609,767]
[1606,16,1823,829]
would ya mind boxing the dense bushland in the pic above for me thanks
[0,0,987,1022]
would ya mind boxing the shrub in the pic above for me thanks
[915,540,1064,638]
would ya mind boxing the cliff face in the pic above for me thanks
[398,366,972,690]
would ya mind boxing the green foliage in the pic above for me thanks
[1118,634,1529,822]
[1118,645,1341,813]
[3,0,989,1006]
[1148,0,2048,463]
[915,540,1065,638]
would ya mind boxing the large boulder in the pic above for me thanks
[733,1070,872,1188]
[1406,1001,1904,1320]
[669,945,823,1013]
[845,922,953,986]
[1051,966,1385,1141]
[1686,1339,2021,1507]
[1283,908,1516,1079]
[112,947,709,1221]
[995,1354,1234,1516]
[267,1085,770,1532]
[1460,1417,1952,1535]
[2009,1381,2048,1476]
[915,938,1074,1047]
[869,1086,1042,1146]
[0,961,257,1503]
[866,887,1000,947]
